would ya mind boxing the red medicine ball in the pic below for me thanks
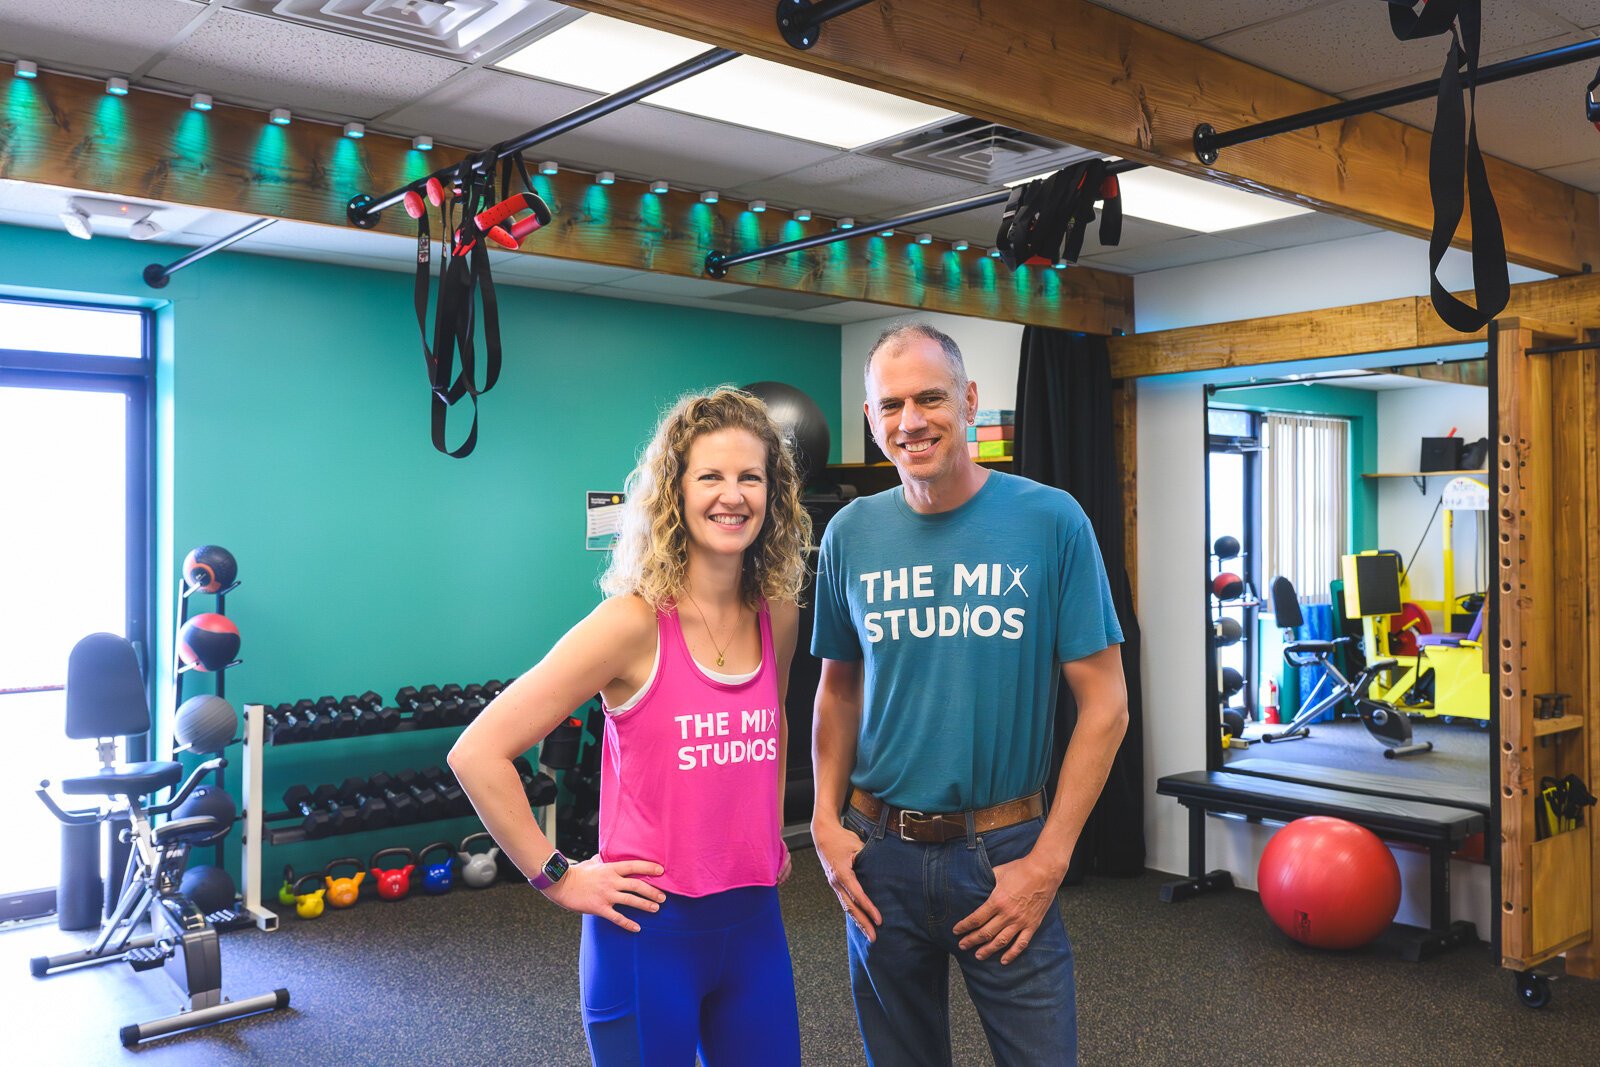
[1211,572,1245,601]
[178,613,240,672]
[1258,817,1401,950]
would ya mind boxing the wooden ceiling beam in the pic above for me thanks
[0,65,1133,333]
[1106,273,1600,379]
[564,0,1600,277]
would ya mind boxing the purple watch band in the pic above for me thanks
[529,849,568,890]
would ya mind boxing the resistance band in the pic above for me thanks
[1386,0,1508,333]
[405,152,552,458]
[995,158,1122,270]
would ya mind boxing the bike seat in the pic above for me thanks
[152,815,225,847]
[62,761,182,798]
[1285,640,1339,655]
[1368,657,1398,671]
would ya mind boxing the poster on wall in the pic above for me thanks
[585,491,625,551]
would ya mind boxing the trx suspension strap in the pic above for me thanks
[1388,0,1508,333]
[405,152,551,458]
[995,159,1122,270]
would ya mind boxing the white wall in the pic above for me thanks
[839,312,1024,462]
[1134,230,1526,932]
[1375,382,1491,624]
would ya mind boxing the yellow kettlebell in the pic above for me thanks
[292,873,326,919]
[324,857,365,909]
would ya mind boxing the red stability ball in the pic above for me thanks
[1257,816,1401,950]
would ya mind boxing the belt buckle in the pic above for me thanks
[896,809,930,841]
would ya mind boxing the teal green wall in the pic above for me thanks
[1,224,840,890]
[1212,383,1379,552]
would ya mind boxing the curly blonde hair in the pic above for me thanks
[601,387,812,609]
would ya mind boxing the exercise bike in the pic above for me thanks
[30,632,288,1047]
[1261,578,1433,759]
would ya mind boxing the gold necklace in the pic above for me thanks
[684,593,739,668]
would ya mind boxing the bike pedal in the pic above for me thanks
[124,946,170,971]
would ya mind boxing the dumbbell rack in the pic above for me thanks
[237,702,559,925]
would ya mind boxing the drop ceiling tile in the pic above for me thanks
[1531,2,1600,32]
[1380,58,1600,171]
[1076,233,1259,272]
[735,156,991,220]
[489,254,642,286]
[605,274,755,298]
[1342,31,1587,99]
[787,300,903,323]
[493,274,591,293]
[1086,1,1325,43]
[1208,0,1570,94]
[385,70,838,191]
[0,0,205,76]
[148,8,465,120]
[581,287,789,318]
[1540,159,1600,193]
[1222,211,1377,250]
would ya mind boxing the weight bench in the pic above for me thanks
[1156,769,1482,960]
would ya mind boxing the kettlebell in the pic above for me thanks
[292,873,326,919]
[324,857,365,909]
[278,864,297,906]
[418,840,456,895]
[458,832,501,889]
[370,847,416,901]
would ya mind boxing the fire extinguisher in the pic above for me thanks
[1263,678,1280,725]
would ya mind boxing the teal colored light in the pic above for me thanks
[403,150,432,183]
[6,74,39,125]
[106,80,128,97]
[254,124,290,181]
[1012,263,1033,304]
[942,251,964,297]
[93,95,127,151]
[174,110,209,161]
[879,229,895,238]
[583,184,611,224]
[539,161,559,176]
[270,112,291,127]
[14,65,37,80]
[781,220,805,242]
[700,191,720,204]
[838,219,855,230]
[750,201,765,213]
[639,193,663,230]
[690,202,717,245]
[331,137,366,198]
[976,255,997,292]
[915,233,932,246]
[736,209,763,249]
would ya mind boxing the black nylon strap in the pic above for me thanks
[1387,0,1507,332]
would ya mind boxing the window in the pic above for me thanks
[0,298,152,921]
[1262,413,1349,604]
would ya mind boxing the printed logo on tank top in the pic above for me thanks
[857,561,1030,644]
[673,706,781,770]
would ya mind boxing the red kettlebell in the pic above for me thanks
[370,847,416,901]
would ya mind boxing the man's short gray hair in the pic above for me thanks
[863,320,969,393]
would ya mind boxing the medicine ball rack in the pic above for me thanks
[170,569,242,873]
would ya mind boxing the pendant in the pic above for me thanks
[716,654,725,667]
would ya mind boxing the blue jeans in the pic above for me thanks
[843,805,1078,1067]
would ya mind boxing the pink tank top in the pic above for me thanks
[597,603,785,897]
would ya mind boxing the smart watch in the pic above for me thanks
[528,849,570,891]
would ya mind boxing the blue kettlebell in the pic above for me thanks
[418,840,455,895]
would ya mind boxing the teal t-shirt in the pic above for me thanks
[811,470,1123,811]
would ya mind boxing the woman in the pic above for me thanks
[450,387,812,1066]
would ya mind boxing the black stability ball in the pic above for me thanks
[743,381,830,486]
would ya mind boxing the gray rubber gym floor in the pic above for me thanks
[3,845,1595,1066]
[1228,715,1490,790]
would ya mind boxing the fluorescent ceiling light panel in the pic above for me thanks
[497,14,957,149]
[1115,168,1310,233]
[1003,165,1311,233]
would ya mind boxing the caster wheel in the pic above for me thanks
[1516,970,1551,1009]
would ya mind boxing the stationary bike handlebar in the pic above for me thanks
[149,757,227,816]
[34,784,100,826]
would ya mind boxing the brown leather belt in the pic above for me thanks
[849,788,1045,843]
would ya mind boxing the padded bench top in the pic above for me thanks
[1157,769,1484,847]
[1226,757,1489,816]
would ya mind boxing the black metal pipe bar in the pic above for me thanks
[706,158,1146,276]
[143,217,276,289]
[1525,340,1600,355]
[1196,36,1600,163]
[349,47,738,226]
[777,0,878,49]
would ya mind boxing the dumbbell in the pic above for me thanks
[283,784,339,838]
[342,692,399,735]
[291,698,334,741]
[365,771,419,824]
[436,690,470,726]
[484,679,506,699]
[419,765,471,816]
[266,703,306,744]
[395,769,444,820]
[396,686,445,730]
[511,756,558,807]
[462,684,489,718]
[315,695,359,738]
[338,777,393,831]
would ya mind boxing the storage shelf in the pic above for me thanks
[1533,714,1585,737]
[1361,469,1487,478]
[829,458,1014,470]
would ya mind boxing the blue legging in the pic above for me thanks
[579,884,801,1067]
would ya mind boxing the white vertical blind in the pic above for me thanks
[1263,413,1348,606]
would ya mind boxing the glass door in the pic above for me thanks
[0,300,150,922]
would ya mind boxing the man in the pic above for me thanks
[811,320,1128,1066]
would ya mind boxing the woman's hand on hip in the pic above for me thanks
[540,857,666,933]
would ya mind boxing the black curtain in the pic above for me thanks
[1015,326,1146,880]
